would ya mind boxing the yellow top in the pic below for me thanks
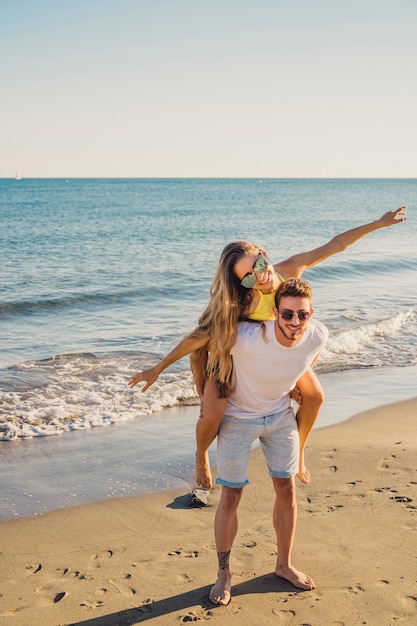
[246,272,285,322]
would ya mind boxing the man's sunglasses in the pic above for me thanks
[278,309,311,322]
[240,253,269,288]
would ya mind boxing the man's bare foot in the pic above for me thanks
[275,564,315,590]
[209,570,232,605]
[196,452,213,490]
[297,462,311,484]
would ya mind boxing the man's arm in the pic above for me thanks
[275,206,407,278]
[128,330,209,392]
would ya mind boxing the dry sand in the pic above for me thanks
[1,398,416,626]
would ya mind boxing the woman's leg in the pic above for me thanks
[294,369,325,483]
[195,376,229,489]
[190,349,229,489]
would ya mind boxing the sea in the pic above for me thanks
[1,178,416,519]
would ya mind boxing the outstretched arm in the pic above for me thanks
[275,206,407,278]
[128,329,209,392]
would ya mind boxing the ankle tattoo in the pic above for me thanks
[217,550,231,570]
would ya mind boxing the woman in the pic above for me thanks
[129,207,407,490]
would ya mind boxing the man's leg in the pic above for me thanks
[195,376,228,490]
[272,476,315,590]
[209,486,243,605]
[294,369,324,484]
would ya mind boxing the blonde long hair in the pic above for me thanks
[193,241,266,395]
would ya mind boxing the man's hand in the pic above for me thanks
[290,386,303,405]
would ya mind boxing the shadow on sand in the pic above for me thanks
[70,573,305,625]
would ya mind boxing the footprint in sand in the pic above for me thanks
[80,598,105,609]
[168,549,200,558]
[57,567,90,580]
[379,455,395,469]
[390,495,412,503]
[53,592,66,603]
[390,495,415,511]
[35,584,67,606]
[327,504,344,513]
[378,454,408,475]
[180,609,213,622]
[323,448,337,460]
[24,563,42,576]
[109,575,137,596]
[92,550,113,566]
[272,608,296,620]
[137,599,154,613]
[345,584,365,595]
[80,588,107,609]
[176,573,196,583]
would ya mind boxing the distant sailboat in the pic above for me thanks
[15,172,21,180]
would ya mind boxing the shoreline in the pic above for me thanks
[0,396,416,625]
[1,364,416,521]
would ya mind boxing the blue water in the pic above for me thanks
[0,178,416,519]
[1,178,416,440]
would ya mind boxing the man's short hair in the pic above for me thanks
[274,278,313,308]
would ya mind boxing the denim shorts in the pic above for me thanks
[215,406,299,489]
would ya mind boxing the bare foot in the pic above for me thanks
[196,452,213,490]
[297,462,311,484]
[275,565,315,590]
[297,449,311,484]
[209,570,232,605]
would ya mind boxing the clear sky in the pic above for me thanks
[1,0,416,178]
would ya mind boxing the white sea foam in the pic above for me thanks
[0,355,197,440]
[319,310,416,369]
[1,311,416,441]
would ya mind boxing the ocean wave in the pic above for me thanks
[0,309,415,441]
[318,310,416,371]
[0,287,176,318]
[0,293,122,317]
[0,282,207,319]
[307,255,417,281]
[0,353,197,441]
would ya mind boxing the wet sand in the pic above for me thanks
[0,397,416,625]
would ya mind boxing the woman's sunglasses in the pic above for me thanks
[240,253,269,288]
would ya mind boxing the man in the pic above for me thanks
[204,278,328,605]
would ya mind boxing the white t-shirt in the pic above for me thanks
[225,319,328,419]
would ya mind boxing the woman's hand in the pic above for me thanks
[128,366,160,392]
[377,206,407,227]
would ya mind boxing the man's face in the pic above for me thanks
[274,295,313,345]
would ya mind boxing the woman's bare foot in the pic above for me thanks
[297,461,311,484]
[209,569,232,605]
[196,451,212,490]
[275,564,315,590]
[297,450,311,484]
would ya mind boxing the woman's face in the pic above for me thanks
[234,252,276,292]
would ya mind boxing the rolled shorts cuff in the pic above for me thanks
[215,476,249,489]
[269,469,295,479]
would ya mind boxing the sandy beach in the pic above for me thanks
[1,397,416,626]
